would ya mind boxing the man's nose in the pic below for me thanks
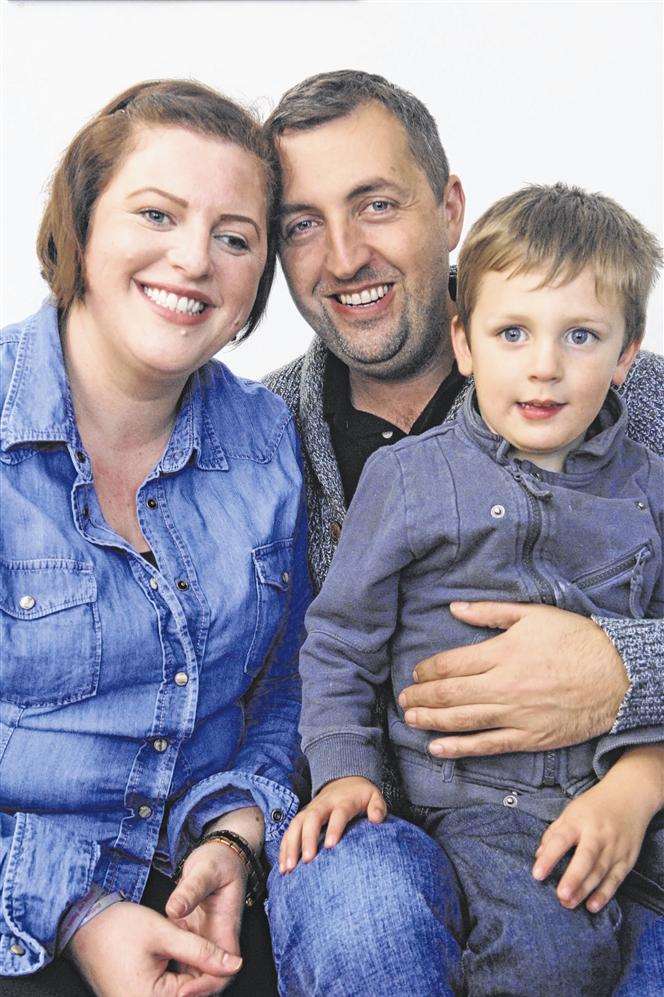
[323,219,372,281]
[167,224,212,280]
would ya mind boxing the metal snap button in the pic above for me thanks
[270,808,285,823]
[153,738,169,753]
[147,497,158,510]
[138,805,153,819]
[75,450,86,464]
[10,941,26,957]
[502,793,518,808]
[149,577,159,591]
[381,430,394,440]
[176,579,189,591]
[174,672,189,686]
[491,505,506,519]
[280,571,290,585]
[19,595,36,611]
[635,500,646,511]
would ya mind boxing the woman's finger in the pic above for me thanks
[167,861,220,920]
[156,917,241,978]
[177,970,237,997]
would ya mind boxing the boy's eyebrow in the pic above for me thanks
[279,178,407,219]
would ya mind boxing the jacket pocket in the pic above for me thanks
[571,542,653,618]
[0,559,101,709]
[243,539,293,676]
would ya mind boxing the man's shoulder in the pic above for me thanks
[263,354,307,414]
[621,350,664,456]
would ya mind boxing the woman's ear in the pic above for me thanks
[612,338,641,387]
[451,316,473,376]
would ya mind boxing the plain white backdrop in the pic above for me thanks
[3,1,663,379]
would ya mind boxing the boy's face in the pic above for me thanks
[451,267,639,469]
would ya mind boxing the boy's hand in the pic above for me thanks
[279,776,387,873]
[531,778,649,913]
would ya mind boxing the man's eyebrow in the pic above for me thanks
[279,178,407,218]
[128,188,261,235]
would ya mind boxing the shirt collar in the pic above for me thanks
[458,385,628,474]
[1,301,228,471]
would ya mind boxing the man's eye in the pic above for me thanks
[141,209,170,225]
[499,326,526,344]
[566,327,597,346]
[367,200,393,214]
[284,218,317,241]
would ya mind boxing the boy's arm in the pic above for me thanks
[533,744,664,912]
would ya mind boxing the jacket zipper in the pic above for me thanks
[573,543,652,591]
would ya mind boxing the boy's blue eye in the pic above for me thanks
[500,326,525,344]
[566,327,596,346]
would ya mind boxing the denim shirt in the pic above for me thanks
[300,388,664,816]
[0,303,311,975]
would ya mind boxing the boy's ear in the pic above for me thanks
[612,338,641,387]
[451,316,473,376]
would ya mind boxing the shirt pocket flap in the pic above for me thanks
[0,560,96,620]
[251,541,293,592]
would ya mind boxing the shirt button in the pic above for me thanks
[138,805,153,819]
[75,450,86,464]
[270,808,285,823]
[10,941,26,957]
[19,595,36,611]
[280,571,290,585]
[149,577,159,591]
[502,793,518,808]
[147,498,158,510]
[153,738,169,753]
[490,504,506,519]
[174,672,189,686]
[381,430,394,440]
[330,521,342,542]
[635,500,647,510]
[176,579,189,591]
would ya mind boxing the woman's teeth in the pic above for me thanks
[338,284,391,306]
[143,285,206,315]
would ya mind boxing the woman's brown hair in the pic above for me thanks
[37,79,279,339]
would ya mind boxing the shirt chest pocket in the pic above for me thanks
[244,539,294,676]
[0,559,101,710]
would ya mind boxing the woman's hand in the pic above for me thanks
[68,899,236,997]
[279,776,387,873]
[165,840,250,997]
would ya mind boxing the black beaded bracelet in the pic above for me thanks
[176,829,266,907]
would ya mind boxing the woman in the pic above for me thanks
[0,80,309,996]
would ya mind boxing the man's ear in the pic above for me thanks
[441,176,465,252]
[612,338,641,387]
[451,316,473,376]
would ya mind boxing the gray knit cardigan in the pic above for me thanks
[265,343,664,745]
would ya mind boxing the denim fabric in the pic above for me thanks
[300,388,664,819]
[0,303,311,975]
[267,815,662,997]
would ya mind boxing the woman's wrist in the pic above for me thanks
[205,805,265,855]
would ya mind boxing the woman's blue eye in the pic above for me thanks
[500,326,525,343]
[566,327,596,346]
[142,209,169,225]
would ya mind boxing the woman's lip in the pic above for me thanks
[139,280,215,306]
[136,281,212,327]
[326,283,396,320]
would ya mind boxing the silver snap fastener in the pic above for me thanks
[138,805,153,819]
[10,941,26,957]
[271,808,285,823]
[281,571,290,585]
[19,595,36,611]
[491,505,506,519]
[502,793,518,808]
[153,738,169,753]
[635,501,646,510]
[174,672,189,686]
[381,430,394,440]
[149,577,159,590]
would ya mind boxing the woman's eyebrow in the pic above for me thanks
[128,188,261,235]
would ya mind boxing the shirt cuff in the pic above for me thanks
[58,887,125,956]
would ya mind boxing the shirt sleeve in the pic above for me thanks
[299,447,420,795]
[0,812,100,975]
[165,428,312,864]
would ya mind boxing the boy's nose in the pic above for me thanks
[529,341,564,380]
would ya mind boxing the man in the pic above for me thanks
[263,71,664,994]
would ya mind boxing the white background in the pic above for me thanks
[3,0,663,379]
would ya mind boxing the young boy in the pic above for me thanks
[281,184,664,994]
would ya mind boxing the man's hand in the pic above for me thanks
[69,899,237,997]
[279,776,387,873]
[398,601,629,758]
[165,840,249,997]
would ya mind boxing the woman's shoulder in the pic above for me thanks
[197,357,297,464]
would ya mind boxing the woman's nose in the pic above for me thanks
[167,226,212,279]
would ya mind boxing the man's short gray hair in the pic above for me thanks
[265,70,450,201]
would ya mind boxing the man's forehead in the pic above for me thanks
[276,102,420,207]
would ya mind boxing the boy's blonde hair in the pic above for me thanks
[456,183,662,347]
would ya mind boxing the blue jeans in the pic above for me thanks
[266,811,664,996]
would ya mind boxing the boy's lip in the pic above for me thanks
[517,400,567,420]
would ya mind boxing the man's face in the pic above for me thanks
[276,102,465,380]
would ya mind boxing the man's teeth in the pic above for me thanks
[143,285,206,315]
[338,284,390,306]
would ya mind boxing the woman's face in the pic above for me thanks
[77,126,268,382]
